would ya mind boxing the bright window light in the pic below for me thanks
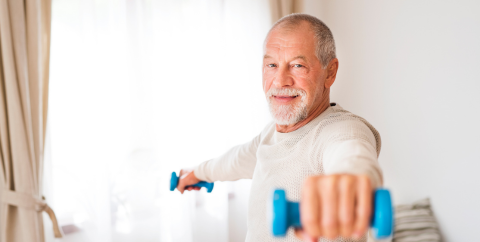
[45,1,271,242]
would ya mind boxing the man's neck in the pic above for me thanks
[275,97,331,133]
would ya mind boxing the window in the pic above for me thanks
[45,1,271,242]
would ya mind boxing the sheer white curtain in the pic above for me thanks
[44,0,271,242]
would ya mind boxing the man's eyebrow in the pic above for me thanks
[263,55,308,61]
[291,55,307,62]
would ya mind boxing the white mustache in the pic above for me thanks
[266,88,306,99]
[266,87,309,125]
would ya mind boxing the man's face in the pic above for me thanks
[263,22,328,125]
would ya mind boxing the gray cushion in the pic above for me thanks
[392,198,441,242]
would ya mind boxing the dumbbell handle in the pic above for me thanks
[272,188,393,239]
[170,172,214,193]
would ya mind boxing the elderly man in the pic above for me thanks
[177,13,382,242]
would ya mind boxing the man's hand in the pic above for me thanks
[176,169,202,194]
[295,174,372,241]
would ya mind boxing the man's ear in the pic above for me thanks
[324,58,339,89]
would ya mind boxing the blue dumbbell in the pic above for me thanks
[271,188,393,239]
[169,171,214,193]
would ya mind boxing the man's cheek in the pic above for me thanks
[263,80,271,94]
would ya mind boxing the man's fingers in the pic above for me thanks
[301,177,322,238]
[353,175,372,238]
[185,186,202,192]
[300,174,374,240]
[294,229,317,242]
[321,176,339,240]
[338,176,355,238]
[177,178,186,194]
[177,170,203,194]
[177,172,191,193]
[177,171,204,194]
[294,228,303,240]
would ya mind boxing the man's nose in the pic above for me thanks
[273,66,294,88]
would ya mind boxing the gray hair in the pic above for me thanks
[267,13,336,69]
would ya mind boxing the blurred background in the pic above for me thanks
[41,0,480,242]
[45,1,270,242]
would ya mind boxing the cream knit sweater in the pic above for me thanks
[194,103,382,242]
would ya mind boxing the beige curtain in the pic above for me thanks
[269,0,304,24]
[0,0,62,241]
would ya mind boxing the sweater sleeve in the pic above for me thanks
[193,134,260,182]
[321,120,383,188]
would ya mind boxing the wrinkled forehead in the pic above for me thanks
[263,23,316,56]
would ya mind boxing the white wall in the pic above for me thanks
[304,1,480,241]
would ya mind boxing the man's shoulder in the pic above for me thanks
[313,105,369,128]
[312,105,382,154]
[322,104,377,129]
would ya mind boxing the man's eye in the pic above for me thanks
[267,64,277,68]
[294,64,304,68]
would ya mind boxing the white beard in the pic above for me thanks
[266,88,308,125]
